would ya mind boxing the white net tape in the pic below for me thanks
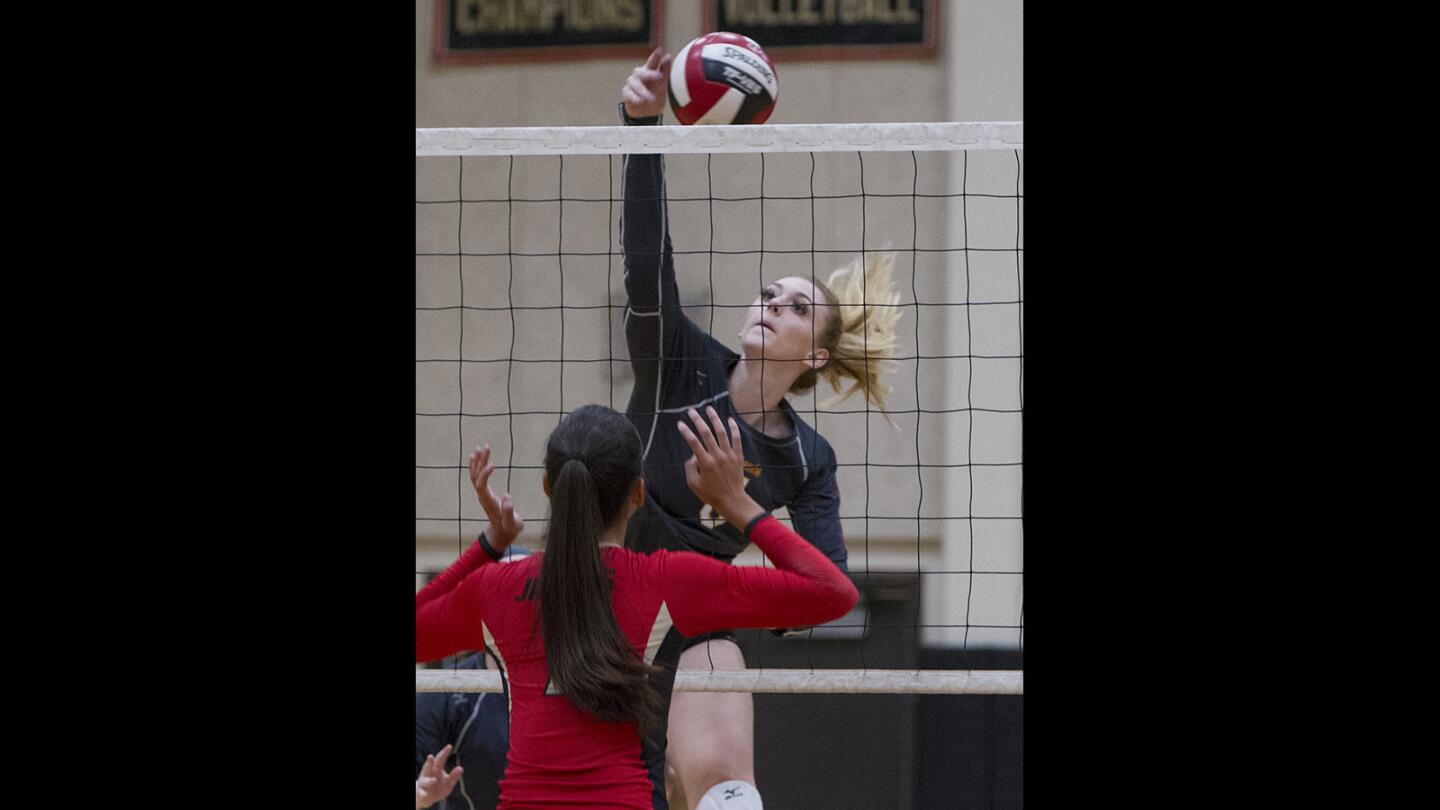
[417,122,1022,156]
[417,668,1023,695]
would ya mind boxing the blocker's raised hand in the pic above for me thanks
[676,406,763,528]
[469,444,524,552]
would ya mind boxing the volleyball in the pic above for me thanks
[668,32,778,125]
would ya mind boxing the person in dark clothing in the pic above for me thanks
[416,543,534,810]
[415,652,509,810]
[618,48,903,809]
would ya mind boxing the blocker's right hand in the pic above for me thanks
[622,47,673,120]
[470,444,524,553]
[677,406,764,529]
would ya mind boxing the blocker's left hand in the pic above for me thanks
[470,444,524,552]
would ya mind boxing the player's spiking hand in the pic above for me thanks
[622,46,673,120]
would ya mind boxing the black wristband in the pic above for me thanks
[478,531,504,562]
[742,511,772,539]
[619,102,661,126]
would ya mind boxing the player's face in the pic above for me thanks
[739,276,829,365]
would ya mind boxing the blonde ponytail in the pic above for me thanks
[790,252,902,411]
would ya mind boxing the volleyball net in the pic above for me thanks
[416,122,1022,695]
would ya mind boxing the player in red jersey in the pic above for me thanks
[416,404,857,809]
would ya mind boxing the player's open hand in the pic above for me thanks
[622,46,673,120]
[416,744,464,809]
[470,444,524,552]
[677,406,763,528]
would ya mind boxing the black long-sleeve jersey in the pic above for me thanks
[619,139,847,571]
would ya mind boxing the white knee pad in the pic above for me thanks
[695,780,763,810]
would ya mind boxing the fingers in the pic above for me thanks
[470,446,502,515]
[676,419,705,459]
[469,446,524,543]
[642,48,672,77]
[623,77,653,105]
[475,465,501,520]
[421,744,453,783]
[704,406,729,452]
[693,406,733,461]
[626,49,671,115]
[443,765,465,788]
[469,445,491,488]
[501,492,523,532]
[628,71,661,100]
[687,408,718,453]
[633,52,671,85]
[678,408,742,462]
[683,455,701,489]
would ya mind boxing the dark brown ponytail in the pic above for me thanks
[540,405,659,734]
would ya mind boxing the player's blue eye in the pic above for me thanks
[792,302,808,315]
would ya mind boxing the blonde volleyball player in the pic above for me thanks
[619,49,902,810]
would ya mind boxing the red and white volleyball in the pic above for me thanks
[668,33,778,125]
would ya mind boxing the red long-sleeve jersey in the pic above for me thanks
[415,515,858,809]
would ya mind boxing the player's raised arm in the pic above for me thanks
[620,49,695,437]
[664,406,857,633]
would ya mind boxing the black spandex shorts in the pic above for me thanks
[681,629,739,651]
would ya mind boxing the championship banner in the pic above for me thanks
[702,0,937,60]
[434,0,665,64]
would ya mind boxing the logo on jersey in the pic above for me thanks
[743,460,761,479]
[516,578,537,602]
